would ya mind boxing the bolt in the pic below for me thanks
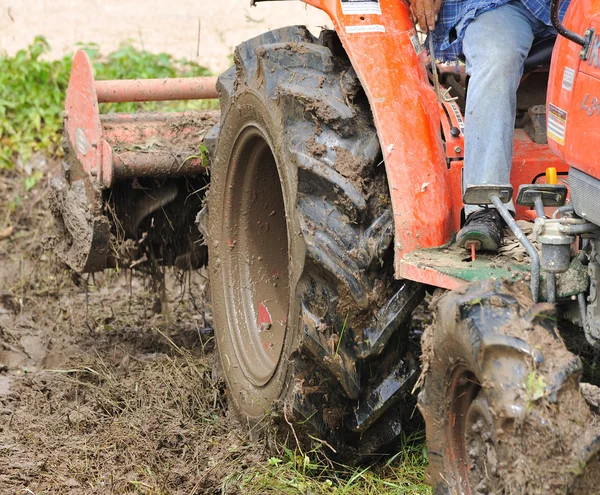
[90,168,98,176]
[454,146,462,153]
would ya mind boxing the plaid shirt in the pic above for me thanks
[432,0,571,61]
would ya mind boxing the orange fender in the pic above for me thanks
[302,0,453,276]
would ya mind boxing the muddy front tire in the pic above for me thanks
[208,26,423,454]
[419,280,600,495]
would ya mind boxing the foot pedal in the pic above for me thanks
[516,184,568,207]
[463,184,541,303]
[463,184,513,205]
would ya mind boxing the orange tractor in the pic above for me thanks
[50,0,600,492]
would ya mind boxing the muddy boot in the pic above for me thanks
[456,208,505,252]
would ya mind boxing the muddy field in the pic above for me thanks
[0,163,269,494]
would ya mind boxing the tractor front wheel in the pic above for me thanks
[419,280,600,494]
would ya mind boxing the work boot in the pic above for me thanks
[456,208,505,252]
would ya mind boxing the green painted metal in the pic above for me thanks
[403,246,588,300]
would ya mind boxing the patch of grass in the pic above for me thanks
[232,437,431,495]
[0,36,214,168]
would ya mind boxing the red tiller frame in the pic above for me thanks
[63,50,218,188]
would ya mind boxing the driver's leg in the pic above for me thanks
[457,0,541,251]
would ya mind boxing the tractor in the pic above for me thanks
[49,0,600,492]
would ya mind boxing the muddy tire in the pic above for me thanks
[419,279,600,494]
[208,26,423,455]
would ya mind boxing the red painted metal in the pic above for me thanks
[302,0,454,276]
[439,99,465,161]
[257,302,273,328]
[397,261,467,291]
[96,77,219,103]
[548,0,600,178]
[101,111,219,144]
[64,50,218,188]
[64,50,108,186]
[112,151,205,178]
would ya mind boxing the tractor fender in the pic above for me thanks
[302,0,453,274]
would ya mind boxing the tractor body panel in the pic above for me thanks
[548,0,600,228]
[303,0,570,287]
[548,0,600,180]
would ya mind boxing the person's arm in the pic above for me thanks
[410,0,444,31]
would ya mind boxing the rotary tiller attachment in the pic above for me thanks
[49,50,219,273]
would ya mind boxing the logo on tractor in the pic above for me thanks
[588,34,600,68]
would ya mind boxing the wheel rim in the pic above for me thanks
[221,124,290,387]
[447,368,488,495]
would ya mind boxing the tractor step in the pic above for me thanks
[399,241,588,301]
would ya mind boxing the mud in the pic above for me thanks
[420,279,600,494]
[0,167,265,494]
[333,146,367,192]
[105,111,220,178]
[581,383,600,414]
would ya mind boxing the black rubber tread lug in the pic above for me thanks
[359,209,394,270]
[301,304,361,399]
[302,233,368,310]
[294,150,367,221]
[233,26,315,86]
[277,80,355,128]
[358,281,425,359]
[216,65,235,118]
[348,357,418,432]
[202,123,220,162]
[297,196,357,250]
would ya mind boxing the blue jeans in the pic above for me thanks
[462,0,555,216]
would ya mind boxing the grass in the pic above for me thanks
[0,36,214,169]
[232,439,431,495]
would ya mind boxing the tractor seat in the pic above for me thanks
[523,35,556,73]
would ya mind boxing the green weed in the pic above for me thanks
[228,436,431,495]
[0,36,213,168]
[524,370,547,405]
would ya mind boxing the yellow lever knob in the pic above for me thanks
[546,167,558,185]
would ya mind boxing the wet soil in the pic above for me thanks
[0,167,264,494]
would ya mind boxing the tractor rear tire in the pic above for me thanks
[208,26,423,455]
[419,279,600,495]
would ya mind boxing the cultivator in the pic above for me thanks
[50,0,600,492]
[50,50,218,272]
